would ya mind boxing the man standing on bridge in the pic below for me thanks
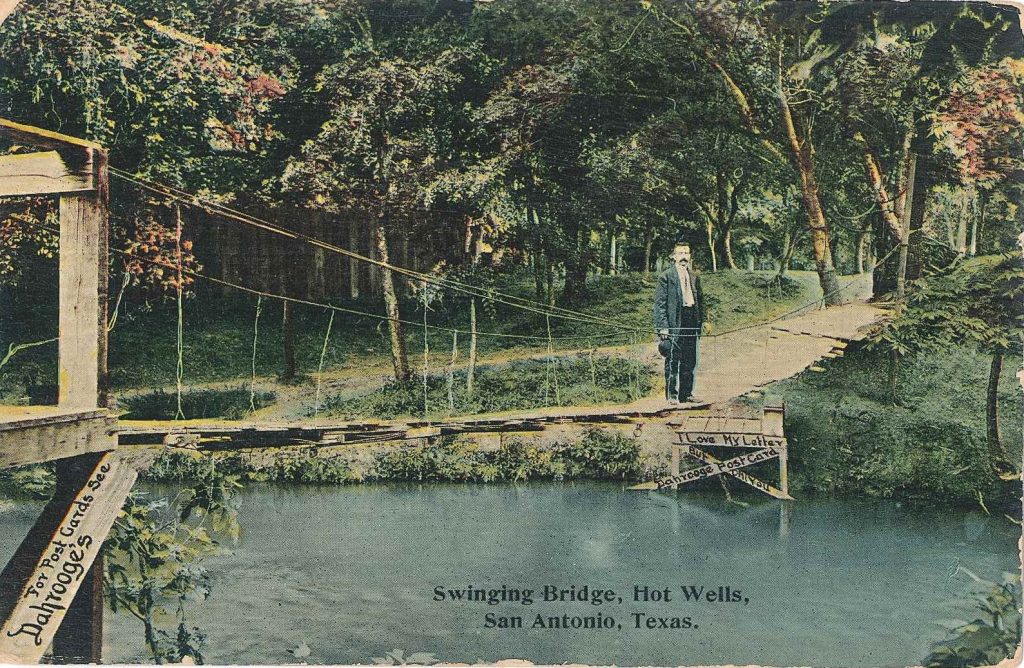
[654,242,706,404]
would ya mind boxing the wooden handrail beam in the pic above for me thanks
[0,151,95,196]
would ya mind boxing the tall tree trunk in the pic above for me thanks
[956,206,969,255]
[401,232,411,296]
[723,227,737,270]
[217,217,237,298]
[281,301,296,381]
[705,219,718,272]
[642,227,654,277]
[778,227,794,278]
[895,154,916,300]
[533,252,545,302]
[778,87,843,305]
[904,152,929,284]
[946,210,958,249]
[471,226,483,264]
[974,190,987,256]
[467,298,477,395]
[375,224,410,381]
[609,234,617,275]
[348,221,360,300]
[986,351,1008,464]
[968,192,980,256]
[546,259,555,306]
[856,225,870,274]
[859,143,904,243]
[310,211,326,301]
[280,270,297,382]
[562,228,589,299]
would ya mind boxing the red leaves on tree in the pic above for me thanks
[122,218,202,298]
[932,58,1024,185]
[246,74,286,100]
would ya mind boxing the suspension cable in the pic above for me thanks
[313,309,335,419]
[108,167,635,332]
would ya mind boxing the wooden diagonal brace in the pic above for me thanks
[682,444,793,500]
[657,446,779,490]
[0,448,152,664]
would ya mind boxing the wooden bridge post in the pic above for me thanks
[763,403,787,497]
[58,149,108,410]
[0,118,117,663]
[670,443,680,490]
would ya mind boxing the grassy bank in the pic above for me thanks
[0,270,811,398]
[141,429,652,485]
[118,387,277,420]
[320,355,651,420]
[777,342,1021,507]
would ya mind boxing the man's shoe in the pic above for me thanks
[681,395,696,403]
[666,397,680,405]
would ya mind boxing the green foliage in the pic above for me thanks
[118,386,276,420]
[554,428,647,480]
[230,450,356,485]
[372,430,644,483]
[142,430,643,486]
[925,574,1021,667]
[373,438,499,483]
[0,464,55,500]
[322,355,651,420]
[104,460,242,664]
[143,449,356,485]
[778,342,1020,505]
[869,254,1023,357]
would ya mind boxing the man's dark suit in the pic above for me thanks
[653,265,705,401]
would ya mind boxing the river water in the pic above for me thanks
[1,483,1018,666]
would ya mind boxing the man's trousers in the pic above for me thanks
[664,333,699,401]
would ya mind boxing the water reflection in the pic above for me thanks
[2,483,1014,666]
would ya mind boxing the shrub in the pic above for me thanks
[371,430,643,483]
[322,355,651,420]
[925,575,1021,667]
[119,387,276,420]
[554,429,645,480]
[142,448,355,485]
[778,342,1019,506]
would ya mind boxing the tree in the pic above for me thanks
[868,254,1022,471]
[104,462,242,664]
[0,0,285,294]
[282,24,483,381]
[829,3,1022,295]
[646,0,847,304]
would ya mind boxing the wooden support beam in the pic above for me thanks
[58,150,108,409]
[0,449,150,663]
[0,151,94,197]
[0,410,116,469]
[50,557,103,664]
[762,404,784,437]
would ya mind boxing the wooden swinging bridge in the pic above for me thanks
[0,118,885,663]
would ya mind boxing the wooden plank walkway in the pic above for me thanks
[117,299,887,451]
